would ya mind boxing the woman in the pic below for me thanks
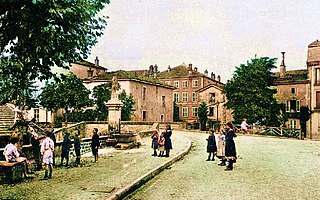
[91,128,100,162]
[163,124,172,157]
[41,132,54,179]
[225,122,237,170]
[206,130,217,161]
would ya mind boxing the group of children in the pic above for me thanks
[150,124,173,157]
[206,122,237,171]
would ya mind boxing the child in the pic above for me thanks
[217,127,226,166]
[151,131,159,156]
[206,130,217,161]
[158,132,165,157]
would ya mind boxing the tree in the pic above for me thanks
[92,83,112,120]
[299,106,312,138]
[173,101,180,122]
[198,102,208,131]
[38,74,92,123]
[0,0,109,105]
[224,57,279,125]
[119,90,135,121]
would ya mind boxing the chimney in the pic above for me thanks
[217,75,221,82]
[168,65,171,72]
[149,65,154,75]
[95,56,99,67]
[211,72,215,80]
[280,52,286,78]
[204,69,208,76]
[154,64,158,72]
[194,67,198,72]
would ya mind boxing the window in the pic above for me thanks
[142,87,146,100]
[87,68,93,77]
[174,81,179,88]
[192,92,198,102]
[182,92,188,102]
[174,93,179,102]
[142,110,147,121]
[316,91,320,108]
[34,109,39,122]
[289,120,297,129]
[182,107,188,117]
[208,107,214,116]
[291,88,296,94]
[162,96,165,107]
[192,80,198,87]
[192,107,198,117]
[182,81,188,88]
[286,100,300,112]
[209,93,216,103]
[160,114,164,122]
[316,68,320,85]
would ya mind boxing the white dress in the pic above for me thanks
[41,137,54,164]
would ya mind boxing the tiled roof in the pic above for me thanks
[308,40,320,48]
[273,69,309,84]
[74,60,107,70]
[157,64,205,79]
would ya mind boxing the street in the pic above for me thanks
[127,131,320,200]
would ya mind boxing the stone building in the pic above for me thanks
[83,70,175,122]
[70,56,107,79]
[157,63,232,126]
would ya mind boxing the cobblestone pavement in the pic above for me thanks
[0,131,190,200]
[127,132,320,200]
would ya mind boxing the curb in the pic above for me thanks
[106,138,192,200]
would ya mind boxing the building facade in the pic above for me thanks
[70,57,107,79]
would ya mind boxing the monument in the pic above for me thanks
[106,75,123,133]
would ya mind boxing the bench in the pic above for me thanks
[0,157,26,183]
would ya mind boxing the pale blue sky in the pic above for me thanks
[88,0,320,82]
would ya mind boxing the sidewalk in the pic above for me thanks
[0,131,192,200]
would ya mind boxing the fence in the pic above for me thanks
[247,126,302,139]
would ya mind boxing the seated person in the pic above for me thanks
[3,137,29,177]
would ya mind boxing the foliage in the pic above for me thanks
[0,0,109,105]
[119,90,135,121]
[198,102,208,131]
[299,106,312,138]
[64,109,98,122]
[38,73,92,122]
[92,83,111,120]
[224,57,279,126]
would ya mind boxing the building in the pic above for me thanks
[70,57,107,79]
[83,70,175,122]
[157,63,232,126]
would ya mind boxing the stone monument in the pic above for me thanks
[106,75,123,133]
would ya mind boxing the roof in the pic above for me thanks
[84,70,174,89]
[74,60,107,70]
[157,64,205,79]
[196,83,224,92]
[308,40,320,48]
[273,69,309,85]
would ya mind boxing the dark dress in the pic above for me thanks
[225,129,237,158]
[61,135,72,158]
[164,130,172,150]
[74,135,81,157]
[151,133,159,149]
[91,134,100,155]
[206,134,217,153]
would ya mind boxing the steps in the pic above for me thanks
[0,105,15,136]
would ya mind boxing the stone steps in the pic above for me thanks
[0,105,15,136]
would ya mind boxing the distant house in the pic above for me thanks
[70,57,107,79]
[83,70,175,122]
[157,63,232,126]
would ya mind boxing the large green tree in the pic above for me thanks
[224,57,279,125]
[0,0,109,105]
[119,90,135,121]
[38,74,92,123]
[198,102,208,131]
[92,83,112,120]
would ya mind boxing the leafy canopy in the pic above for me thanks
[224,57,279,125]
[119,90,135,121]
[198,102,208,131]
[92,83,111,120]
[0,0,109,105]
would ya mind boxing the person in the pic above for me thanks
[217,126,226,166]
[241,118,249,134]
[91,128,100,162]
[158,132,165,157]
[30,129,42,171]
[60,129,72,166]
[163,124,172,157]
[3,137,29,177]
[206,130,217,161]
[74,129,81,166]
[225,122,237,171]
[41,131,54,179]
[151,131,159,156]
[46,124,56,166]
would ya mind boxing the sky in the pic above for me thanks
[87,0,320,83]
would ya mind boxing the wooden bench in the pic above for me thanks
[0,157,26,183]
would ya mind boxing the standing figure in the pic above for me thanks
[41,132,54,179]
[158,132,165,157]
[46,124,56,166]
[217,127,226,166]
[91,128,100,162]
[60,129,72,166]
[30,130,42,171]
[206,130,217,161]
[151,131,159,156]
[163,124,173,157]
[241,118,249,134]
[225,122,237,171]
[74,130,81,166]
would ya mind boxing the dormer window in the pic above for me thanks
[87,67,93,78]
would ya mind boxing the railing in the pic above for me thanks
[248,126,301,139]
